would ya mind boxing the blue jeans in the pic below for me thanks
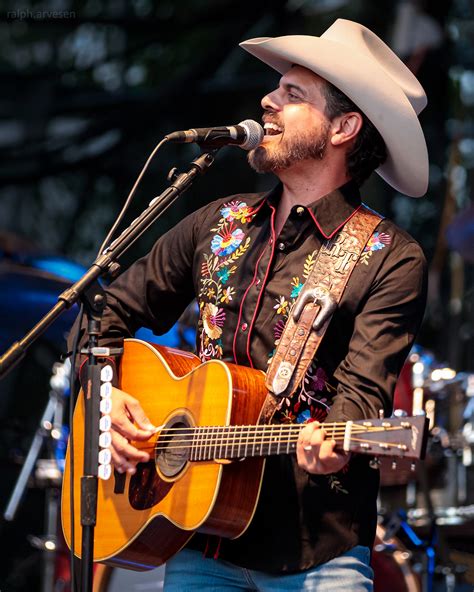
[164,546,374,591]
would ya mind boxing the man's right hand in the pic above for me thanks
[109,387,158,474]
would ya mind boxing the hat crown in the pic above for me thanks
[321,19,427,114]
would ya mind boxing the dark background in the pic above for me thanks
[0,0,473,590]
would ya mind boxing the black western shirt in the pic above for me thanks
[93,181,427,572]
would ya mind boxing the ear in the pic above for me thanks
[330,112,363,147]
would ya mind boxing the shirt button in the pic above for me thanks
[296,206,305,215]
[241,323,248,332]
[278,242,285,251]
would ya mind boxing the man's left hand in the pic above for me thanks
[297,421,350,474]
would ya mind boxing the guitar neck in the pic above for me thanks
[189,423,307,461]
[157,417,426,463]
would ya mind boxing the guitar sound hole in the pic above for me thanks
[156,414,193,478]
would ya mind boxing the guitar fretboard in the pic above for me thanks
[159,423,343,461]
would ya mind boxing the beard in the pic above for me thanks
[248,121,331,173]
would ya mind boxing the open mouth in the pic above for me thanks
[263,122,283,137]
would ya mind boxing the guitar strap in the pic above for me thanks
[259,204,383,425]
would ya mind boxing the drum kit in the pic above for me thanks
[376,348,474,592]
[1,236,474,591]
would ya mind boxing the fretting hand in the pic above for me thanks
[296,421,350,475]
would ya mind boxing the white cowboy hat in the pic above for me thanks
[240,19,429,197]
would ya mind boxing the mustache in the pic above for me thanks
[262,113,283,127]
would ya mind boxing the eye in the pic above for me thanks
[287,91,304,103]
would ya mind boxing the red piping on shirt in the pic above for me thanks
[249,196,268,217]
[232,237,270,365]
[307,203,362,240]
[245,204,277,368]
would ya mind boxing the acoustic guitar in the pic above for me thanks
[61,338,428,571]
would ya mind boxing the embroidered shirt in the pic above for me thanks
[90,181,427,573]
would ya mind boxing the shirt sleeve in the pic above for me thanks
[325,239,428,423]
[69,203,206,354]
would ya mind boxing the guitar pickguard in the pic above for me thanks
[129,462,173,510]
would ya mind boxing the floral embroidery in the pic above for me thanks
[211,223,245,256]
[328,474,349,494]
[202,303,225,339]
[198,200,256,361]
[290,277,303,298]
[217,268,230,284]
[273,319,286,340]
[220,201,254,223]
[220,286,235,303]
[359,232,391,265]
[274,295,289,315]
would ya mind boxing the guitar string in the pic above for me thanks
[135,434,408,454]
[141,424,407,434]
[139,431,409,452]
[143,425,407,443]
[134,428,408,450]
[134,425,408,449]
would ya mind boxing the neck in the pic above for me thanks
[273,159,350,235]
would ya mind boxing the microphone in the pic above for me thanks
[165,119,264,151]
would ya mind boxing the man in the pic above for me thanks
[77,19,428,591]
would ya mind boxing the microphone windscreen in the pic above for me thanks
[238,119,264,150]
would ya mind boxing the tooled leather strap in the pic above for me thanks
[264,204,383,408]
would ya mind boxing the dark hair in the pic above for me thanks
[322,81,387,187]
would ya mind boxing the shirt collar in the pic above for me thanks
[257,180,362,240]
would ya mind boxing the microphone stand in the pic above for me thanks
[0,147,219,592]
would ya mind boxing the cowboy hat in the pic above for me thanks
[240,19,429,197]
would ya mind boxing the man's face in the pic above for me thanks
[248,66,332,173]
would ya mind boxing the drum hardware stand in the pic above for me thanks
[3,359,69,592]
[0,147,220,592]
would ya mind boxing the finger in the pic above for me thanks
[110,447,136,474]
[309,425,326,447]
[111,432,150,464]
[298,423,317,454]
[111,388,158,439]
[112,413,152,441]
[124,396,157,432]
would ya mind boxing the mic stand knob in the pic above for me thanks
[167,167,179,183]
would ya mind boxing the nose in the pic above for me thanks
[261,88,281,112]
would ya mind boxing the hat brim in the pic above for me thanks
[240,36,429,197]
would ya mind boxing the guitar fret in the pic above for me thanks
[219,425,224,459]
[206,426,211,461]
[225,427,232,458]
[237,425,242,458]
[277,424,282,456]
[190,427,196,462]
[212,426,217,461]
[243,425,249,458]
[230,426,237,458]
[292,425,298,453]
[203,427,209,461]
[199,427,204,461]
[195,427,200,461]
